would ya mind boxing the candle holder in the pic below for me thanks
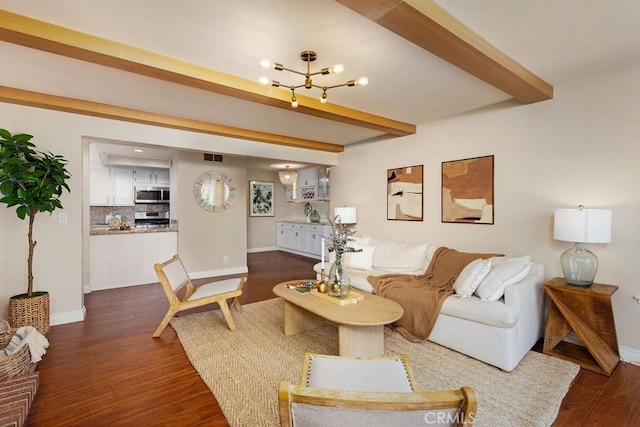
[317,268,328,293]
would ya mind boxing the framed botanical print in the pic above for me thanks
[441,155,494,224]
[387,165,423,221]
[249,181,274,217]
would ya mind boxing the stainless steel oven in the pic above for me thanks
[134,211,170,228]
[135,186,169,204]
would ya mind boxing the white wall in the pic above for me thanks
[247,169,286,252]
[175,151,248,277]
[331,63,640,354]
[0,103,338,323]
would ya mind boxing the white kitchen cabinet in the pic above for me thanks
[155,169,170,185]
[285,183,297,202]
[317,167,330,199]
[297,167,318,187]
[112,168,135,206]
[133,168,153,185]
[287,167,329,202]
[276,223,290,248]
[90,231,177,291]
[89,167,110,206]
[134,168,170,186]
[89,167,134,206]
[307,224,325,256]
[276,222,330,259]
[290,224,308,252]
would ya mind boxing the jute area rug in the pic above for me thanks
[170,298,579,427]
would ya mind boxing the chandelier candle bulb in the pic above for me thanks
[258,50,367,107]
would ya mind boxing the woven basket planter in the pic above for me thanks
[8,292,50,335]
[0,320,37,381]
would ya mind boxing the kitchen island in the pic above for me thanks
[89,225,178,291]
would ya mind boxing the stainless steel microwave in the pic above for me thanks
[135,186,170,203]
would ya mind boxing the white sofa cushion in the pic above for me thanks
[328,236,371,264]
[475,256,532,301]
[368,238,429,275]
[344,243,376,270]
[441,295,519,328]
[452,258,492,298]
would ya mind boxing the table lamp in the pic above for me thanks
[553,205,611,286]
[334,207,357,224]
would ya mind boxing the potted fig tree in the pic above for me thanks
[0,128,71,334]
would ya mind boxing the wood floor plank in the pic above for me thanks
[22,251,640,426]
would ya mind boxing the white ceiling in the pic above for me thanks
[1,0,639,164]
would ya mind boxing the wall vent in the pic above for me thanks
[204,153,223,162]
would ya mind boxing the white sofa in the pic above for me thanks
[313,236,545,372]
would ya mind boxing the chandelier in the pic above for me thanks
[278,165,297,186]
[259,50,368,108]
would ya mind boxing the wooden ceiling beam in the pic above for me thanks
[336,0,553,104]
[0,86,344,153]
[0,10,415,137]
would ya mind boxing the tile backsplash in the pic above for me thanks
[90,204,169,225]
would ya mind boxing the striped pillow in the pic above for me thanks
[475,258,532,301]
[453,258,492,298]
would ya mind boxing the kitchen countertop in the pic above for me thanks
[277,220,330,225]
[90,225,179,235]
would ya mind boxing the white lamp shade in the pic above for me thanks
[553,208,612,243]
[334,207,357,224]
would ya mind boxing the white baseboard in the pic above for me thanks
[248,246,321,260]
[190,266,248,280]
[51,305,86,326]
[247,246,278,253]
[563,332,640,365]
[277,247,321,260]
[620,345,640,364]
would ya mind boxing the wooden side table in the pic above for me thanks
[543,277,619,375]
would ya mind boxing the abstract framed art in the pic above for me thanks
[249,181,274,217]
[387,165,423,221]
[441,155,494,224]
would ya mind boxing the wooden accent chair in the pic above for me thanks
[278,352,477,427]
[152,254,246,337]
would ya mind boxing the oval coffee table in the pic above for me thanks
[273,281,404,357]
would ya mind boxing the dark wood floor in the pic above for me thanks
[25,251,639,426]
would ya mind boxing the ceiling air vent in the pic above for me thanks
[204,153,224,162]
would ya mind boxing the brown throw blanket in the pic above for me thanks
[368,247,501,342]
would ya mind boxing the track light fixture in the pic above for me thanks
[259,50,368,108]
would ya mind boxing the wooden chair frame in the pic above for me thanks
[152,254,246,337]
[278,382,477,427]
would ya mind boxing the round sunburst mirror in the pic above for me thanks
[193,170,236,212]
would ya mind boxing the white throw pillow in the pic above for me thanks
[344,243,376,270]
[453,258,492,298]
[490,255,531,266]
[475,259,532,301]
[328,237,371,265]
[351,235,371,246]
[370,240,429,275]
